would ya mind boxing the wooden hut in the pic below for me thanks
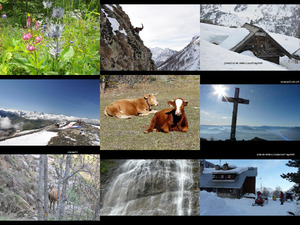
[200,164,257,199]
[231,23,292,64]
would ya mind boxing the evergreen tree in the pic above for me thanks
[281,160,300,194]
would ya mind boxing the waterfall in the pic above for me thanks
[100,160,199,215]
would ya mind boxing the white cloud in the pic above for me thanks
[0,117,11,129]
[0,116,24,130]
[200,110,210,115]
[121,4,200,51]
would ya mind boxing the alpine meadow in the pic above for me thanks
[0,0,100,75]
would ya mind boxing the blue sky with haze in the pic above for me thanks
[207,159,298,192]
[0,79,99,119]
[200,84,300,127]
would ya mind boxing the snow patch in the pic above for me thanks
[107,17,127,36]
[0,130,58,146]
[200,191,299,215]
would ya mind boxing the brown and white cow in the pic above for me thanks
[104,93,158,119]
[144,98,188,133]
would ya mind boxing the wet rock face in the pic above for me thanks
[100,160,200,215]
[100,4,157,71]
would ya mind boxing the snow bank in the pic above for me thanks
[200,23,233,44]
[0,130,58,146]
[200,191,298,215]
[200,39,286,70]
[200,191,244,215]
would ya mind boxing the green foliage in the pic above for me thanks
[281,160,300,194]
[100,160,116,175]
[0,0,100,75]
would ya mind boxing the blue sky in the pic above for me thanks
[207,159,298,192]
[200,84,300,127]
[120,5,200,51]
[0,79,100,119]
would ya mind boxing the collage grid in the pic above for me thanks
[99,3,300,220]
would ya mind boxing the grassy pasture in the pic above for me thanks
[100,75,200,150]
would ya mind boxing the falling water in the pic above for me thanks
[100,160,199,215]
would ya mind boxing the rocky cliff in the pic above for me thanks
[100,4,157,71]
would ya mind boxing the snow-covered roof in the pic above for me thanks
[203,166,249,174]
[200,23,290,70]
[230,23,292,58]
[201,166,257,189]
[219,28,249,50]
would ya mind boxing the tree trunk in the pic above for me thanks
[92,196,100,220]
[55,154,65,219]
[58,155,72,220]
[43,155,49,220]
[37,155,43,220]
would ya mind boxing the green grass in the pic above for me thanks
[0,2,100,75]
[100,75,200,150]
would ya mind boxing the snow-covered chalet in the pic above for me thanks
[200,163,257,199]
[230,23,299,64]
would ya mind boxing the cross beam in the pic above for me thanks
[222,88,249,141]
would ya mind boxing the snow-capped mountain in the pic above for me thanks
[200,4,300,37]
[158,36,200,71]
[149,47,178,67]
[0,108,100,125]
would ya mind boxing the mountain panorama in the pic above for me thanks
[200,4,300,37]
[0,108,100,125]
[0,108,100,146]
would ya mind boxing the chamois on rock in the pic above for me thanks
[134,23,144,34]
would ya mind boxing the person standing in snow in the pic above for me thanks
[257,191,262,200]
[280,191,284,205]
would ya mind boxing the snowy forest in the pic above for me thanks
[0,154,100,221]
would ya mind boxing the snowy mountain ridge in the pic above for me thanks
[0,107,100,125]
[158,35,200,71]
[200,4,300,37]
[149,47,178,67]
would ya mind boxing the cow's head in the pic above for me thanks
[168,98,188,116]
[144,93,158,106]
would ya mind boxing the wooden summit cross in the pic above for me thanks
[222,88,249,141]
